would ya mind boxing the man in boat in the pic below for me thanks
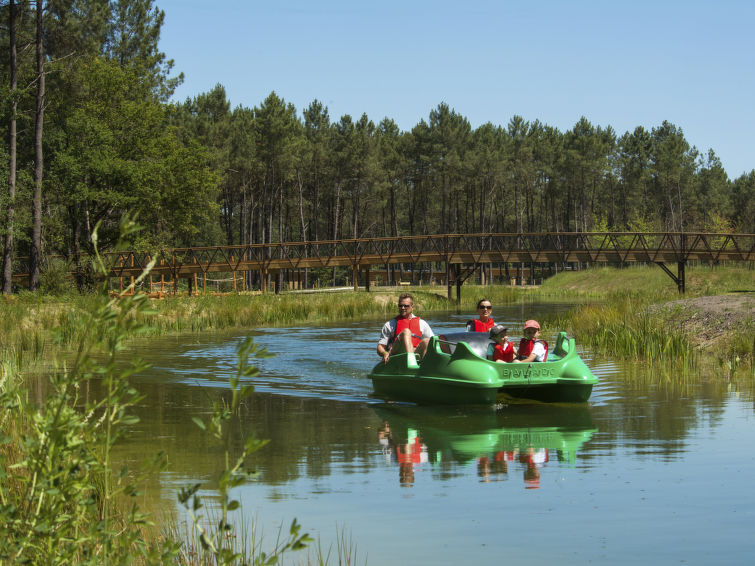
[515,319,548,362]
[377,293,434,364]
[466,298,495,332]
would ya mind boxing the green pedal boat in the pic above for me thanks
[369,331,598,405]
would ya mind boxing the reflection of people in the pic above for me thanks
[523,465,541,488]
[396,429,427,486]
[477,456,492,482]
[519,447,548,489]
[477,453,509,482]
[378,421,393,463]
[466,298,495,332]
[490,325,516,362]
[516,319,548,362]
[493,451,509,476]
[377,293,434,364]
[399,461,415,486]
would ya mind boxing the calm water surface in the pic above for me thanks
[117,304,755,565]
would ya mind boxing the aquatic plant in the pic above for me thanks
[550,296,697,365]
[0,216,179,563]
[177,335,312,564]
[0,216,323,565]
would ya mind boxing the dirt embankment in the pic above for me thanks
[649,294,755,350]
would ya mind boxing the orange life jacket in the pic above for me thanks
[395,316,422,348]
[518,338,549,362]
[492,342,515,362]
[468,318,495,332]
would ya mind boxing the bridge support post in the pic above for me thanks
[446,261,452,301]
[353,265,359,292]
[365,265,370,292]
[655,261,686,293]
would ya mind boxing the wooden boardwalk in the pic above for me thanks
[13,231,755,295]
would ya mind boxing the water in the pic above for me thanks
[115,305,755,565]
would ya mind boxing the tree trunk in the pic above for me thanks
[277,181,283,293]
[297,171,309,288]
[352,178,360,239]
[332,181,341,285]
[390,182,398,237]
[30,0,45,291]
[71,205,83,290]
[2,0,18,294]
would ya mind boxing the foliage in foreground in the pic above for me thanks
[177,336,312,565]
[0,219,179,563]
[0,217,317,565]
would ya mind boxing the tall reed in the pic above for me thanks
[555,299,696,364]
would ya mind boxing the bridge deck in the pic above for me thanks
[100,232,754,278]
[11,232,755,295]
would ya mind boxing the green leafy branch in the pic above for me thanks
[179,336,312,565]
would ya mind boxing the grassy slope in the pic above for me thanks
[536,264,754,298]
[532,265,754,372]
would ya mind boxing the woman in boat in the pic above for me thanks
[466,298,495,332]
[515,319,548,362]
[490,324,516,362]
[377,293,434,364]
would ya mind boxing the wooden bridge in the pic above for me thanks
[13,231,755,297]
[101,231,755,297]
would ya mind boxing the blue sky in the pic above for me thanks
[156,0,754,178]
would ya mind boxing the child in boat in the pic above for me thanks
[490,324,516,362]
[515,320,548,362]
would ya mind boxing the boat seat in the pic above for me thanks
[552,331,570,357]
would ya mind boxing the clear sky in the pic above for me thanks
[156,0,754,179]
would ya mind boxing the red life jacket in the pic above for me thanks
[492,342,515,362]
[518,338,549,362]
[468,318,495,332]
[395,316,422,348]
[396,437,423,464]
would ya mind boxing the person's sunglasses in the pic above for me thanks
[478,305,492,310]
[398,303,412,309]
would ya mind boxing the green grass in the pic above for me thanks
[535,263,754,298]
[532,264,754,374]
[1,263,752,383]
[551,300,696,363]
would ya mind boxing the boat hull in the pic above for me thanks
[497,382,594,403]
[371,369,502,405]
[369,332,597,405]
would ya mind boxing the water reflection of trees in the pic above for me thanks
[582,362,748,463]
[104,359,753,499]
[116,383,381,485]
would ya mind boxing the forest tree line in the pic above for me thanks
[1,0,754,293]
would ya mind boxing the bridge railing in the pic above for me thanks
[10,232,755,292]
